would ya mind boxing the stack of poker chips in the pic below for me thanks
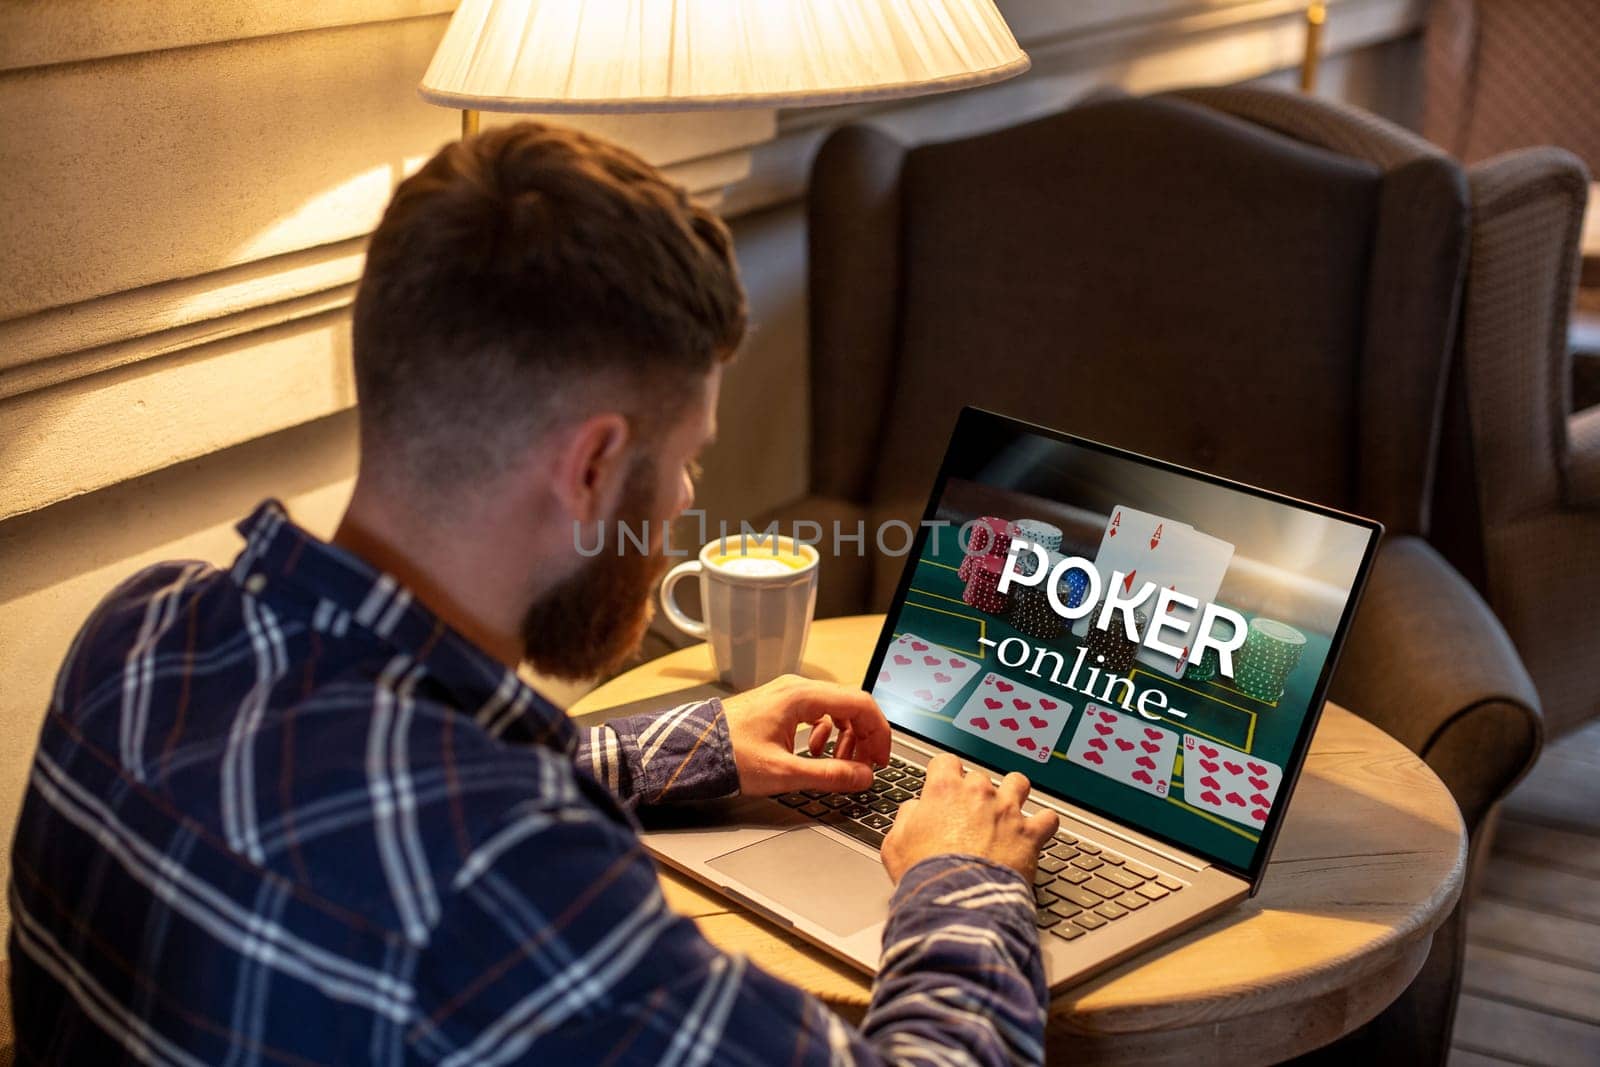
[1232,617,1307,702]
[961,556,1010,615]
[1084,607,1147,674]
[1013,519,1063,554]
[958,516,1018,581]
[1008,548,1088,640]
[1184,646,1221,683]
[1179,602,1237,682]
[1008,548,1059,639]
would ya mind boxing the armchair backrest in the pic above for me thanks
[808,91,1469,557]
[1422,0,1600,175]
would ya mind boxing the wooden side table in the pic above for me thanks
[570,615,1467,1064]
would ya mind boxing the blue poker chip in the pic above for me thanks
[1060,568,1089,609]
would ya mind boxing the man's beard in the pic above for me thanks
[519,460,671,681]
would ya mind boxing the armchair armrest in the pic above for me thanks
[1329,536,1543,834]
[1566,403,1600,507]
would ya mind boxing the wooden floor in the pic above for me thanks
[1449,719,1600,1067]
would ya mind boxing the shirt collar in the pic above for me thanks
[230,499,573,750]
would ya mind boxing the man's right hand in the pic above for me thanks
[880,754,1060,884]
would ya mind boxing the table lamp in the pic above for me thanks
[419,0,1030,139]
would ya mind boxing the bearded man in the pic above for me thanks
[9,123,1057,1065]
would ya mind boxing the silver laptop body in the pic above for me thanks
[618,409,1381,992]
[633,704,1247,990]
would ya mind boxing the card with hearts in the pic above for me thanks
[1180,735,1282,828]
[1063,703,1180,798]
[950,673,1071,765]
[874,633,983,713]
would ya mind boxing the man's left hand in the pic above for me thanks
[722,675,892,795]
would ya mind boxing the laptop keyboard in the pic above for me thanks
[773,751,1185,943]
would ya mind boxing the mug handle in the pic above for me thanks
[659,560,708,639]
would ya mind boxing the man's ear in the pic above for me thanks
[548,412,632,523]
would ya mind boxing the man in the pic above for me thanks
[9,124,1058,1065]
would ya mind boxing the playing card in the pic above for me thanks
[1134,526,1236,679]
[1072,506,1191,639]
[1181,735,1282,828]
[1064,703,1180,797]
[874,633,982,713]
[950,673,1071,765]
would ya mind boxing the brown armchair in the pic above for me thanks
[772,87,1541,1063]
[1414,0,1600,743]
[1429,146,1597,740]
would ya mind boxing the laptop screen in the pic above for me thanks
[864,408,1382,882]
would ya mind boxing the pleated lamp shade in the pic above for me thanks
[419,0,1030,113]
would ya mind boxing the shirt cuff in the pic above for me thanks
[596,697,741,807]
[887,854,1039,943]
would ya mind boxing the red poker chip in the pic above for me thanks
[961,565,1011,615]
[969,516,1019,559]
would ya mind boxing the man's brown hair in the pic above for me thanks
[351,122,746,490]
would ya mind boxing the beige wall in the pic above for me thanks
[0,0,1426,952]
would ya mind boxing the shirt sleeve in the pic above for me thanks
[405,770,1048,1067]
[574,697,741,809]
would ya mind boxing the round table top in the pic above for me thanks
[570,615,1467,1064]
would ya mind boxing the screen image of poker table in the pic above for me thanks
[872,528,1334,872]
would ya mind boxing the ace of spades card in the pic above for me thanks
[1181,735,1283,828]
[1072,506,1192,640]
[950,673,1072,764]
[874,633,982,713]
[1064,703,1180,798]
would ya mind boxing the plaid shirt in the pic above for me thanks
[8,500,1047,1065]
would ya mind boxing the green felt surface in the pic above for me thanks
[872,534,1333,872]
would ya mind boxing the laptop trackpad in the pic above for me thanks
[706,829,893,937]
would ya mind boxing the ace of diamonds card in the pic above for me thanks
[950,673,1071,765]
[1064,703,1181,798]
[1072,505,1192,638]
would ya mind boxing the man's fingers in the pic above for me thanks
[807,718,833,757]
[925,753,964,785]
[828,692,892,767]
[791,684,892,768]
[998,771,1031,808]
[1027,806,1061,844]
[835,726,856,764]
[781,754,873,793]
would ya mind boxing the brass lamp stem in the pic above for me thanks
[1300,3,1327,92]
[461,109,481,139]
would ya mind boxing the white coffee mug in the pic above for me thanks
[659,534,820,691]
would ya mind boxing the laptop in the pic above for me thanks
[624,407,1383,990]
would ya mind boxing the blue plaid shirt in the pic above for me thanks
[8,500,1047,1065]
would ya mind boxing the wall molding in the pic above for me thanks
[0,308,357,522]
[0,1,456,73]
[0,0,1423,522]
[0,238,366,395]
